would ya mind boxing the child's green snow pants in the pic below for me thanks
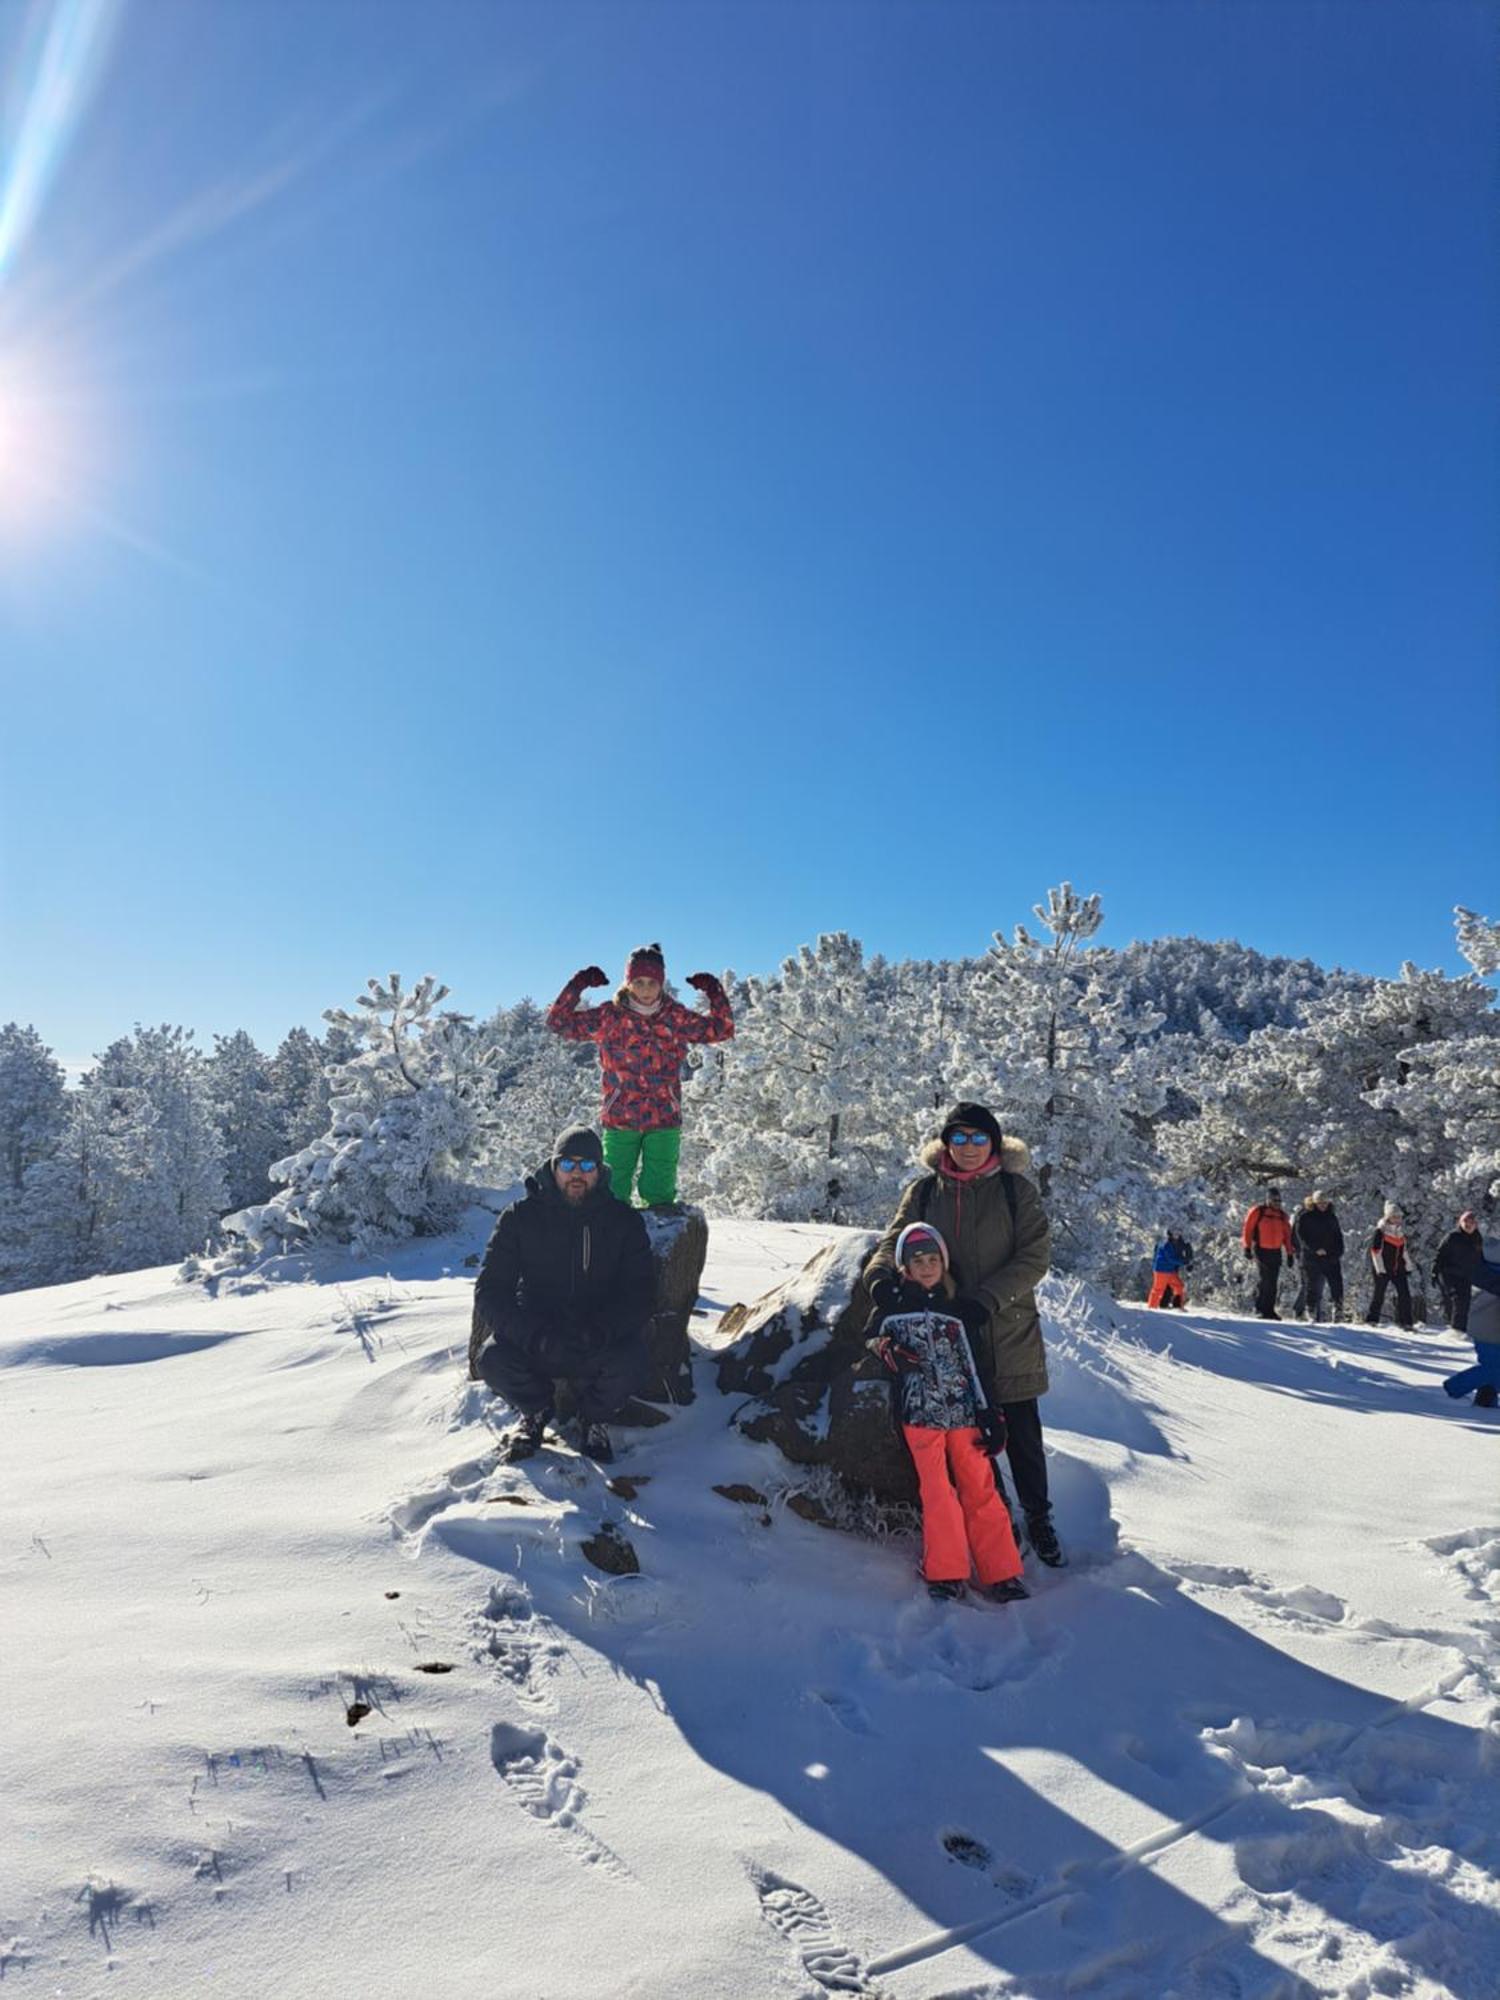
[602,1126,682,1206]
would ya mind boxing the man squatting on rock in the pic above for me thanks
[468,1126,655,1464]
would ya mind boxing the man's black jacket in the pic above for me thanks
[1294,1206,1345,1259]
[1433,1228,1484,1285]
[468,1163,655,1377]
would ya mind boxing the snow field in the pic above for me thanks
[2,1216,1497,1997]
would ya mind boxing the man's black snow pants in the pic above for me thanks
[996,1397,1050,1523]
[1254,1248,1284,1318]
[1439,1280,1472,1333]
[478,1326,652,1422]
[1366,1271,1413,1330]
[1304,1256,1344,1320]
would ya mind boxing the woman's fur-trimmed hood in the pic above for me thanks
[921,1134,1032,1174]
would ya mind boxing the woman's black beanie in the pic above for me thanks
[939,1101,1003,1152]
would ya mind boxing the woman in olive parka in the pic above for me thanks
[864,1102,1062,1564]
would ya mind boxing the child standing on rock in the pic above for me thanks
[546,943,734,1209]
[867,1223,1028,1606]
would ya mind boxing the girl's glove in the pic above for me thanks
[873,1335,921,1374]
[951,1295,989,1336]
[686,971,720,994]
[977,1408,1008,1455]
[574,966,608,988]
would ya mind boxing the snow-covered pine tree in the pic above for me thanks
[227,974,477,1255]
[477,997,595,1186]
[690,937,935,1224]
[210,1030,286,1213]
[42,1026,227,1278]
[1455,906,1500,978]
[0,1025,69,1293]
[949,886,1168,1286]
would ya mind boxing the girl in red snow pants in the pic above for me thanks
[868,1223,1026,1604]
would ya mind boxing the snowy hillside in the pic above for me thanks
[2,1212,1497,1999]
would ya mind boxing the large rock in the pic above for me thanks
[638,1205,709,1405]
[715,1232,919,1505]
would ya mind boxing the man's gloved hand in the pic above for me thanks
[686,971,720,994]
[574,966,609,988]
[1244,1246,1254,1262]
[867,1274,901,1314]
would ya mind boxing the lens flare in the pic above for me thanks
[0,0,124,288]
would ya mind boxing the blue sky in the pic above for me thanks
[1,0,1495,1066]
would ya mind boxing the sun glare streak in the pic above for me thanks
[0,0,124,289]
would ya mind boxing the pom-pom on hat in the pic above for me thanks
[626,943,665,982]
[896,1223,949,1271]
[938,1101,1003,1153]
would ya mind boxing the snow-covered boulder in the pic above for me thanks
[714,1232,919,1503]
[640,1205,709,1404]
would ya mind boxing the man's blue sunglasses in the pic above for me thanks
[557,1157,599,1173]
[948,1131,992,1148]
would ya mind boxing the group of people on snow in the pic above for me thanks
[466,943,1061,1605]
[466,943,1494,1613]
[1147,1195,1489,1336]
[1147,1193,1498,1410]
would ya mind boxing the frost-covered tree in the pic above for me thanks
[210,1030,286,1212]
[227,974,479,1254]
[691,938,939,1223]
[477,997,595,1185]
[35,1026,227,1278]
[1455,906,1500,978]
[948,886,1168,1284]
[0,1025,70,1292]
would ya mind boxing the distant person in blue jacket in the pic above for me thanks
[1442,1236,1500,1411]
[1148,1229,1193,1309]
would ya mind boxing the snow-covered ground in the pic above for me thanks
[3,1213,1497,1999]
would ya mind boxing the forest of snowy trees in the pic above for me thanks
[2,893,1496,1308]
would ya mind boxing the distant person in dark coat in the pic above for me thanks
[1294,1191,1345,1323]
[1364,1208,1414,1331]
[468,1126,656,1463]
[1433,1211,1484,1333]
[1442,1236,1500,1410]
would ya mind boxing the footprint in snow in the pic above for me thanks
[1426,1526,1500,1608]
[749,1866,871,1994]
[809,1689,874,1736]
[474,1580,565,1711]
[489,1723,633,1882]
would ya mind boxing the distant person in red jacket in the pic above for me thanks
[1365,1208,1415,1330]
[546,944,734,1209]
[1242,1187,1296,1320]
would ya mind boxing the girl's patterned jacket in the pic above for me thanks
[546,973,734,1131]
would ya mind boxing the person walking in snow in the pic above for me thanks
[468,1126,656,1463]
[1364,1207,1415,1331]
[866,1223,1028,1604]
[1442,1232,1500,1410]
[1433,1211,1484,1333]
[1147,1230,1193,1309]
[1242,1187,1295,1320]
[546,944,734,1210]
[864,1103,1062,1566]
[1293,1191,1345,1324]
